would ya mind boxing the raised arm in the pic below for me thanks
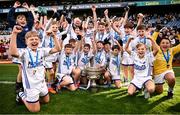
[49,32,61,54]
[22,2,34,30]
[147,35,159,56]
[125,37,134,55]
[122,6,130,26]
[7,1,21,28]
[104,9,111,28]
[91,32,97,54]
[9,25,23,57]
[114,39,123,52]
[91,5,98,30]
[135,13,144,29]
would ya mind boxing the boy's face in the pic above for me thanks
[125,27,132,34]
[160,39,171,51]
[70,42,76,49]
[137,44,146,58]
[74,28,80,35]
[113,49,119,56]
[104,44,111,52]
[26,37,40,51]
[83,46,90,54]
[97,42,104,50]
[65,47,72,55]
[16,16,27,27]
[51,24,58,33]
[88,23,94,29]
[114,21,119,27]
[98,24,105,32]
[138,29,146,37]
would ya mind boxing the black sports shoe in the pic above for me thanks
[15,82,24,94]
[16,92,24,105]
[167,91,173,99]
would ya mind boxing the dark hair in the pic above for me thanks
[112,45,120,51]
[137,25,146,30]
[84,43,90,49]
[98,22,105,26]
[69,39,76,43]
[97,41,104,45]
[104,41,111,46]
[159,37,171,44]
[65,44,72,48]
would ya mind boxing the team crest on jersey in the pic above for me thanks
[134,64,146,70]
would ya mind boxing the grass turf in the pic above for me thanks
[0,64,180,114]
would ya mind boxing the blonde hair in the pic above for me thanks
[51,21,58,25]
[25,31,39,39]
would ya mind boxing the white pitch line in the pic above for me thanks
[0,81,15,84]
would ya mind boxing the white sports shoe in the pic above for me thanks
[144,88,150,99]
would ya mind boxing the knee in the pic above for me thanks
[69,86,77,91]
[73,68,81,75]
[155,89,163,94]
[147,88,155,94]
[128,90,134,96]
[28,106,40,113]
[167,77,176,84]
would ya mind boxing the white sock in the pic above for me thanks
[19,91,26,100]
[168,87,174,92]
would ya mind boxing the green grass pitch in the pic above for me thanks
[0,64,180,114]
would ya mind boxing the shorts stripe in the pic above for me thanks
[155,82,165,85]
[22,60,30,89]
[143,79,152,86]
[40,92,49,97]
[26,100,39,103]
[130,82,141,90]
[121,64,134,66]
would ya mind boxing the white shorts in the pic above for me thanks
[56,73,74,85]
[131,76,152,89]
[24,81,48,103]
[108,71,121,81]
[154,70,174,85]
[12,57,21,64]
[121,52,133,65]
[44,61,53,69]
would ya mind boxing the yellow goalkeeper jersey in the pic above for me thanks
[153,44,180,75]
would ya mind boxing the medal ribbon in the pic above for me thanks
[28,49,39,68]
[116,55,120,75]
[66,56,71,69]
[161,49,170,66]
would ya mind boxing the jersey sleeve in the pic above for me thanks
[172,44,180,56]
[18,48,26,59]
[147,52,155,65]
[42,48,52,57]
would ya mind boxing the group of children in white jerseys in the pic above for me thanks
[9,2,180,113]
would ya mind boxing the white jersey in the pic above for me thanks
[130,36,152,52]
[77,50,94,70]
[18,47,51,89]
[84,29,94,47]
[57,51,75,75]
[95,32,108,42]
[93,50,106,67]
[41,33,60,62]
[108,53,121,77]
[131,51,154,77]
